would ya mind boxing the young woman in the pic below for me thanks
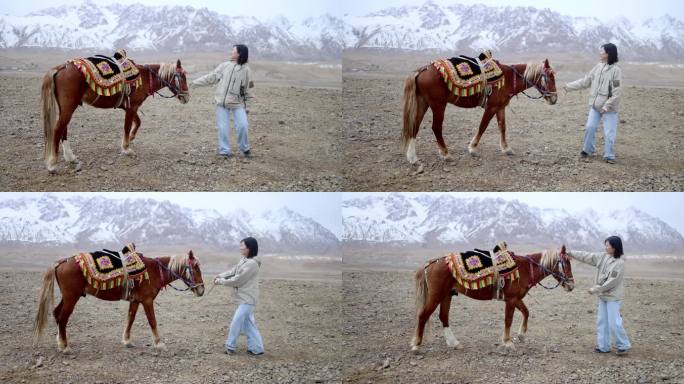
[567,236,631,355]
[193,44,253,158]
[214,237,264,355]
[564,43,623,164]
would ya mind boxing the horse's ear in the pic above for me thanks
[560,244,566,254]
[188,250,194,259]
[176,59,182,68]
[544,58,550,68]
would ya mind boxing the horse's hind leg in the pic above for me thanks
[141,299,165,349]
[514,300,529,342]
[430,101,450,160]
[48,102,79,173]
[54,295,79,353]
[439,295,460,348]
[496,109,513,155]
[407,95,428,165]
[122,301,139,347]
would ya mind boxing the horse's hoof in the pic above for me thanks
[47,165,58,174]
[411,346,421,355]
[411,163,424,176]
[503,341,515,350]
[516,334,525,343]
[154,342,167,350]
[60,346,72,354]
[468,147,479,157]
[120,149,135,156]
[72,161,82,172]
[123,340,135,348]
[502,147,514,156]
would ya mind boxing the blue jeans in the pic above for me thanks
[596,298,631,351]
[583,107,618,160]
[225,304,264,354]
[216,106,250,155]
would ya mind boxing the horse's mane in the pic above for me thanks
[168,254,199,277]
[540,249,560,270]
[158,63,177,82]
[522,62,545,84]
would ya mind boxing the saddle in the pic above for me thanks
[70,49,142,97]
[433,50,505,97]
[445,243,519,291]
[74,243,149,290]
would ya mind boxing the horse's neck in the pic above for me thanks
[156,256,178,287]
[510,64,529,95]
[526,252,549,286]
[142,65,165,93]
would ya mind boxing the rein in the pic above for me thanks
[155,257,203,292]
[145,65,188,99]
[521,253,570,290]
[507,64,557,99]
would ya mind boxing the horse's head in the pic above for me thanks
[551,245,574,291]
[184,250,204,297]
[539,59,557,105]
[174,59,190,104]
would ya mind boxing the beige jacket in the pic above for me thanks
[568,250,625,301]
[216,257,261,305]
[192,61,253,108]
[566,63,623,113]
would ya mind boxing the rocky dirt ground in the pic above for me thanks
[0,53,341,191]
[341,269,684,384]
[341,51,684,191]
[0,268,343,384]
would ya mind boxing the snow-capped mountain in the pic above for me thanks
[342,194,684,253]
[0,194,339,254]
[0,0,345,59]
[343,1,684,61]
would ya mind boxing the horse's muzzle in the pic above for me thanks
[563,280,575,292]
[178,93,190,104]
[193,284,205,297]
[546,94,558,105]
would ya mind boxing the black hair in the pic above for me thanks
[241,237,258,258]
[602,43,618,65]
[234,44,249,65]
[604,236,623,258]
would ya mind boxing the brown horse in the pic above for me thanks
[33,250,204,352]
[411,245,573,353]
[402,59,558,166]
[41,58,190,173]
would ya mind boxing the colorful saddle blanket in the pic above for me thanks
[75,248,148,290]
[71,51,142,96]
[433,53,505,97]
[446,248,519,290]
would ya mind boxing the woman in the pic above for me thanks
[564,43,622,164]
[214,237,264,355]
[567,236,631,355]
[193,44,253,158]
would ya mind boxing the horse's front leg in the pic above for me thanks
[515,300,529,342]
[130,112,142,142]
[430,102,451,160]
[122,301,139,347]
[501,300,516,349]
[141,299,165,349]
[121,108,137,155]
[496,109,513,155]
[468,108,497,156]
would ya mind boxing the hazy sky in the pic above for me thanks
[343,192,684,234]
[2,0,681,22]
[0,192,342,237]
[339,0,683,22]
[0,0,336,21]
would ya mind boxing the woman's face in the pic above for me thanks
[230,47,239,62]
[604,241,615,256]
[600,48,608,63]
[239,241,249,257]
